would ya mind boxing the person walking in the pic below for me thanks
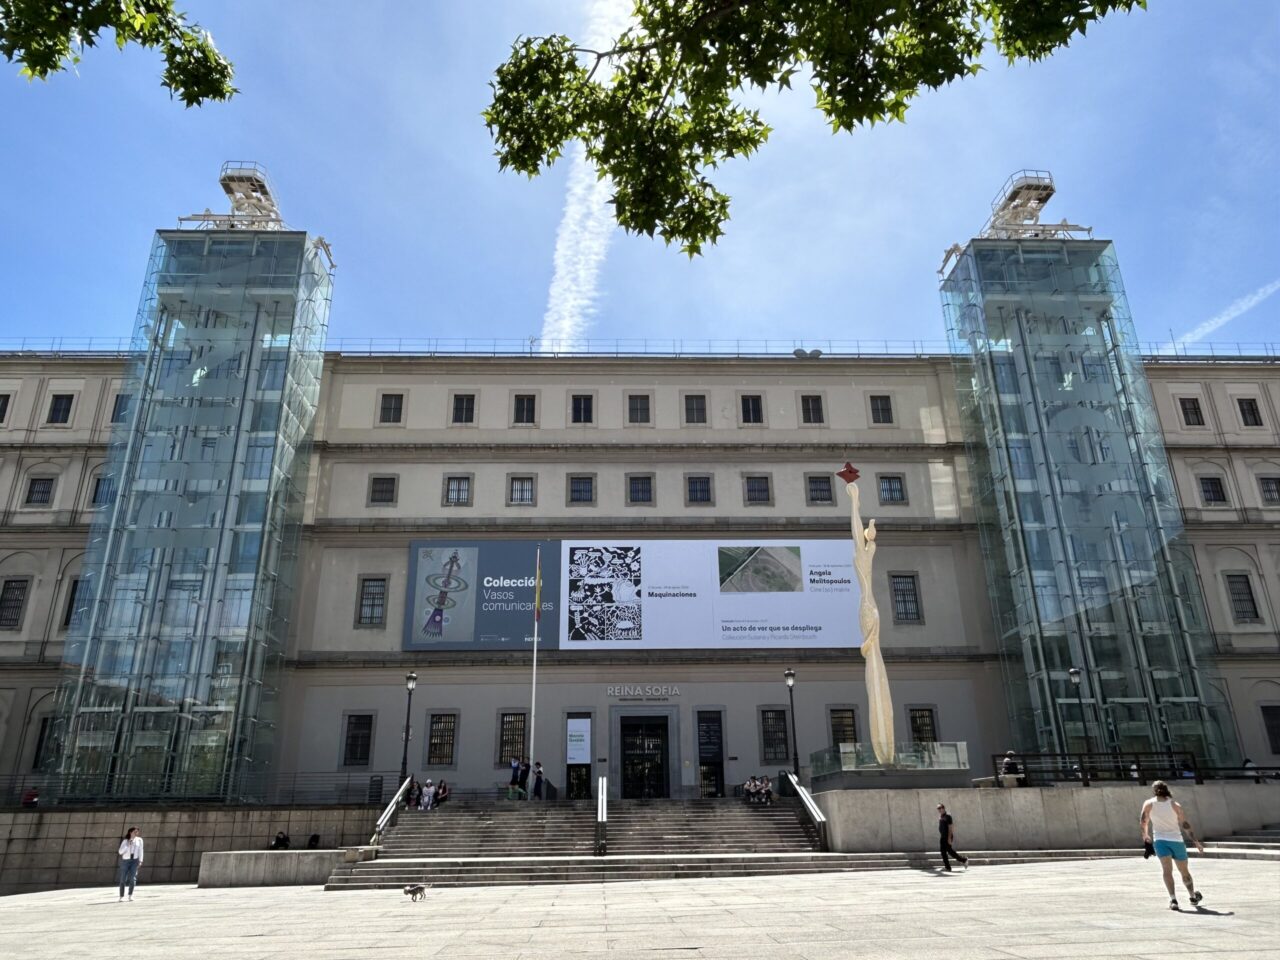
[936,804,968,872]
[532,762,544,801]
[1140,780,1205,910]
[518,757,531,799]
[508,757,521,799]
[117,827,144,901]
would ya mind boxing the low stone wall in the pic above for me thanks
[197,849,348,887]
[813,781,1280,853]
[0,807,375,897]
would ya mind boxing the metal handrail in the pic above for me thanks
[783,770,828,852]
[595,775,608,856]
[371,776,413,845]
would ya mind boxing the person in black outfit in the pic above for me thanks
[269,831,291,850]
[518,757,531,798]
[936,804,967,872]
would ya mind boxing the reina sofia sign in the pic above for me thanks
[606,685,681,697]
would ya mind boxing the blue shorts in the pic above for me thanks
[1153,839,1187,861]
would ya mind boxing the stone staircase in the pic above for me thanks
[324,797,1139,891]
[1202,822,1280,861]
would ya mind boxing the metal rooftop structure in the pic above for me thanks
[177,161,285,230]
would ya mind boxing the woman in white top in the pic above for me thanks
[1139,780,1204,910]
[117,827,144,901]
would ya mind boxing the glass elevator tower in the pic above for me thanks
[51,163,333,798]
[941,172,1237,765]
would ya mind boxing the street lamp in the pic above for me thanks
[1068,666,1093,764]
[399,672,417,786]
[784,668,800,780]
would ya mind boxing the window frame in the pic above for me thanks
[681,391,709,426]
[569,391,597,426]
[1260,704,1280,755]
[354,575,390,629]
[511,391,539,427]
[1198,475,1229,506]
[0,392,11,425]
[449,391,477,426]
[339,712,376,769]
[367,474,399,507]
[376,390,405,426]
[507,473,537,507]
[1223,572,1263,624]
[906,705,939,744]
[91,473,116,508]
[441,473,474,508]
[626,391,654,426]
[738,392,766,426]
[424,711,460,769]
[45,392,75,426]
[684,473,715,507]
[877,473,908,505]
[742,473,774,507]
[110,393,133,424]
[495,710,528,767]
[1259,476,1280,506]
[798,392,826,426]
[25,476,56,506]
[566,473,597,507]
[758,706,791,766]
[889,571,924,624]
[868,394,894,426]
[1178,396,1206,428]
[0,576,33,631]
[626,472,656,507]
[61,577,85,630]
[804,472,836,507]
[1237,397,1264,428]
[827,706,859,748]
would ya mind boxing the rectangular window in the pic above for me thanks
[627,394,651,424]
[890,573,922,622]
[760,708,790,765]
[47,394,73,424]
[1199,476,1227,505]
[245,438,274,480]
[1260,477,1280,505]
[568,475,595,504]
[356,577,387,626]
[830,708,858,747]
[368,476,398,505]
[1238,397,1263,427]
[62,578,85,629]
[379,393,404,424]
[1179,397,1205,426]
[92,475,116,507]
[342,714,374,767]
[1225,574,1261,622]
[744,475,771,504]
[878,475,906,503]
[571,394,594,424]
[0,393,10,424]
[257,354,286,391]
[1008,439,1035,479]
[32,716,53,771]
[0,579,29,630]
[686,475,712,504]
[807,475,834,504]
[452,394,475,424]
[513,394,536,424]
[498,712,527,765]
[509,476,535,505]
[110,394,132,424]
[444,476,471,506]
[628,474,654,504]
[740,394,764,424]
[908,707,937,744]
[869,395,894,424]
[25,477,54,505]
[427,714,457,766]
[1262,705,1280,754]
[800,394,825,424]
[684,394,707,424]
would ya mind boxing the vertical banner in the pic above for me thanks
[565,717,591,764]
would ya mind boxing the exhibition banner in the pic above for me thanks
[403,538,858,651]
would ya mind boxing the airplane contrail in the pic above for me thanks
[1173,277,1280,347]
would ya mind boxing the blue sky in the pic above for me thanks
[0,1,1276,350]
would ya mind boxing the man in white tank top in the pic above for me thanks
[1140,780,1204,910]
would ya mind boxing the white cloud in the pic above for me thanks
[1172,277,1280,348]
[539,0,633,350]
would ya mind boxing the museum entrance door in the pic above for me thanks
[620,716,669,799]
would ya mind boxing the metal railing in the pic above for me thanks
[595,775,608,856]
[371,776,413,845]
[990,752,1207,787]
[1,770,399,808]
[783,770,828,852]
[0,336,1275,360]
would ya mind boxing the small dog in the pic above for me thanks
[403,883,429,902]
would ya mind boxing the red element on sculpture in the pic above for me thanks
[836,462,860,484]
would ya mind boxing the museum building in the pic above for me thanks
[0,168,1277,802]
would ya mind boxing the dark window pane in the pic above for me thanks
[343,714,373,766]
[571,394,593,424]
[1239,398,1263,427]
[514,394,536,424]
[629,475,653,503]
[0,579,29,629]
[0,394,10,423]
[879,476,906,503]
[47,394,73,424]
[909,707,937,744]
[745,475,771,503]
[26,478,54,505]
[628,394,650,423]
[92,476,116,506]
[510,476,535,504]
[452,394,475,424]
[1199,477,1227,504]
[684,394,707,424]
[808,476,833,503]
[369,476,397,504]
[870,395,893,424]
[830,708,857,747]
[358,578,387,625]
[1261,477,1280,504]
[498,712,526,764]
[110,394,133,423]
[62,578,85,629]
[258,355,286,391]
[761,709,790,764]
[800,395,824,424]
[741,395,764,424]
[428,714,457,766]
[687,476,711,503]
[1180,398,1204,426]
[379,393,404,424]
[1225,574,1260,622]
[569,476,594,503]
[891,574,922,622]
[1262,705,1280,754]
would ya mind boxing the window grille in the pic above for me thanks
[761,709,790,764]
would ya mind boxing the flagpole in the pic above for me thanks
[528,545,541,800]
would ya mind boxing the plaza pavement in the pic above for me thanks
[1,858,1277,960]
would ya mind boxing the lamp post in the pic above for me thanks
[399,672,417,786]
[1068,666,1092,782]
[784,668,800,780]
